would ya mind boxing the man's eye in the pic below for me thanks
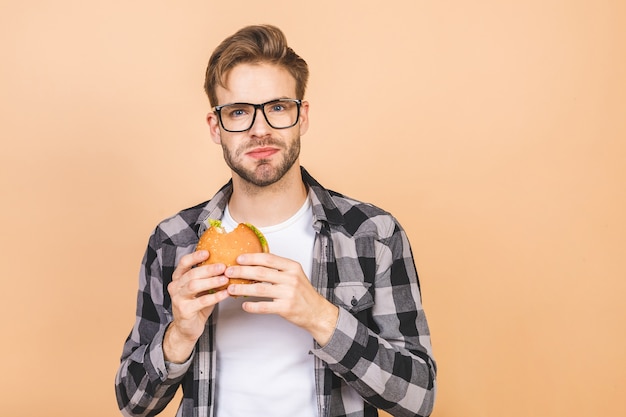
[228,107,248,118]
[268,103,286,112]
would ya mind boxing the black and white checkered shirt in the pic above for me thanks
[115,167,436,417]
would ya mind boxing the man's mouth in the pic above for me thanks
[246,147,279,159]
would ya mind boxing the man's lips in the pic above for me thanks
[246,147,279,159]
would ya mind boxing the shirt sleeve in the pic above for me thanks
[166,355,194,379]
[114,229,191,416]
[312,219,437,417]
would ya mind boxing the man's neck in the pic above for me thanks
[227,165,308,227]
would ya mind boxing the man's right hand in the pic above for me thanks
[163,250,230,363]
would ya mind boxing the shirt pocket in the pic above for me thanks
[333,282,374,314]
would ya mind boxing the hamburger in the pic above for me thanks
[196,218,269,293]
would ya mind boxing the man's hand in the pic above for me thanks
[163,250,230,363]
[225,253,339,346]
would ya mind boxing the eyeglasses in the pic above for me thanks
[213,98,302,132]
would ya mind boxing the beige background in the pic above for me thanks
[1,1,625,416]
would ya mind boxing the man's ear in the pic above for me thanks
[207,112,221,144]
[299,100,310,136]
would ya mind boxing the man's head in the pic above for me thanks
[204,25,310,189]
[204,25,309,108]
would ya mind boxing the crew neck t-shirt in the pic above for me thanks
[214,197,316,417]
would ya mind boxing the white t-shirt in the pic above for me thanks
[215,197,317,417]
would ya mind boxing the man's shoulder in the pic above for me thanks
[303,168,398,238]
[327,189,390,217]
[324,189,399,238]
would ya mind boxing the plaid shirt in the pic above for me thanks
[115,167,436,417]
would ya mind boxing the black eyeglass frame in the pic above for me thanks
[213,98,303,132]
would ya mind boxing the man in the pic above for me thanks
[115,24,436,417]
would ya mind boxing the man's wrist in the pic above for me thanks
[163,323,197,364]
[310,303,339,347]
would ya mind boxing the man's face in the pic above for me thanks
[207,62,309,187]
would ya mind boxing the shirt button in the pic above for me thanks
[351,297,358,306]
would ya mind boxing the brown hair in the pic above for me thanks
[203,25,309,107]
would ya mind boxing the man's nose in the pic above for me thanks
[248,107,272,136]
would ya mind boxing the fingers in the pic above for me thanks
[234,252,288,271]
[169,266,227,298]
[172,250,209,281]
[226,265,307,301]
[226,253,298,285]
[176,285,229,316]
[187,275,229,297]
[169,250,229,300]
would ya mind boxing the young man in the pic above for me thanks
[115,25,436,417]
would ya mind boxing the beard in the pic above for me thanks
[221,136,301,187]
